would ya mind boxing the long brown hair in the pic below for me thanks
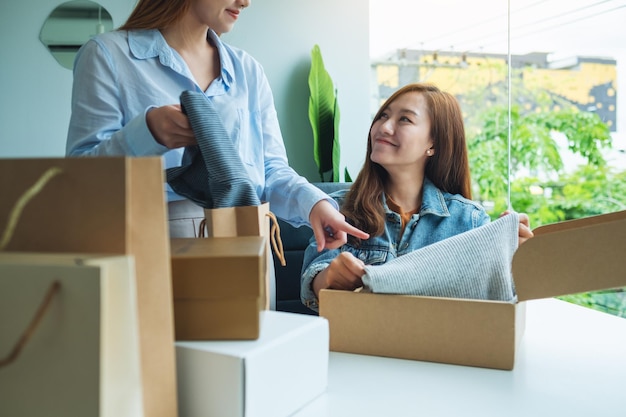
[342,83,472,241]
[118,0,191,30]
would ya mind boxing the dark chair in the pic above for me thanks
[273,182,351,315]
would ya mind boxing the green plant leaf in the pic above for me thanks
[344,167,352,182]
[308,44,337,181]
[332,90,341,182]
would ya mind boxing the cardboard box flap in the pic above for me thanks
[512,210,626,301]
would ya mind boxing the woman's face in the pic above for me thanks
[369,91,434,173]
[191,0,250,34]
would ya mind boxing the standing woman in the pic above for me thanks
[300,83,533,311]
[66,0,367,249]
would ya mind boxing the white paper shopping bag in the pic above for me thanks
[0,253,143,417]
[0,157,177,417]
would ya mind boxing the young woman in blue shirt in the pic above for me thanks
[66,0,368,248]
[301,83,533,311]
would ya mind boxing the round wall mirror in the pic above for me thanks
[40,0,114,70]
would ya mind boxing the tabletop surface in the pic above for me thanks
[293,298,626,417]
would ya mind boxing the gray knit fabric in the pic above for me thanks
[166,91,261,209]
[361,212,519,302]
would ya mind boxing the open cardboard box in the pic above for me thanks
[319,210,626,370]
[170,236,266,341]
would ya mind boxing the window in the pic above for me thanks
[370,0,626,317]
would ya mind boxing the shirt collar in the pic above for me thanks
[207,30,235,87]
[128,28,234,88]
[420,178,451,217]
[382,178,450,218]
[128,29,173,61]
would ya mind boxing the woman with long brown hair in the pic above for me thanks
[301,83,532,311]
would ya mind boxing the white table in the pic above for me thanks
[293,298,626,417]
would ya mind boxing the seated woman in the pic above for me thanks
[300,83,533,311]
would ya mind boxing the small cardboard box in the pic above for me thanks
[320,210,626,370]
[175,310,329,417]
[170,236,266,340]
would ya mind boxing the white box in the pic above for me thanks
[175,311,329,417]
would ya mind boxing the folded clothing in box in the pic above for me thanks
[362,213,518,301]
[170,236,266,340]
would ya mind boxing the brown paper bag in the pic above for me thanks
[0,157,177,417]
[200,202,286,310]
[0,253,142,417]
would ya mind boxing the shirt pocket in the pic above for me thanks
[344,246,389,266]
[236,108,263,168]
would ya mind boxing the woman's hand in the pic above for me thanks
[309,199,369,251]
[312,252,366,297]
[146,104,196,149]
[500,210,534,245]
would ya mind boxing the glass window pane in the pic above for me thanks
[370,0,626,317]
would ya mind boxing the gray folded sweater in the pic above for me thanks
[361,213,519,302]
[166,91,261,209]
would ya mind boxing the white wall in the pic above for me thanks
[0,1,134,159]
[223,0,371,181]
[0,0,370,181]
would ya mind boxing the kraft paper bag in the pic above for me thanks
[200,202,286,310]
[0,253,142,417]
[0,157,177,417]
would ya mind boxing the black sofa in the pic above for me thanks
[272,182,351,315]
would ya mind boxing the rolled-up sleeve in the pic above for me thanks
[300,236,341,311]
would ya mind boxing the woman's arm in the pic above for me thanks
[66,39,169,157]
[311,251,366,296]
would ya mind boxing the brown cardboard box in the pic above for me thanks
[319,210,626,370]
[170,236,266,340]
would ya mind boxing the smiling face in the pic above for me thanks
[190,0,250,34]
[369,91,434,174]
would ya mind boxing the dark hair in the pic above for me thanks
[342,83,472,242]
[118,0,191,31]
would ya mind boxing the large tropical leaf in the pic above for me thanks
[308,44,337,181]
[332,90,341,182]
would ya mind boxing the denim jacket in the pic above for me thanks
[300,178,491,311]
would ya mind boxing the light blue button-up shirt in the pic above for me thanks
[66,28,329,226]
